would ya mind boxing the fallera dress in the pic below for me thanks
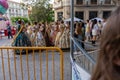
[12,24,32,54]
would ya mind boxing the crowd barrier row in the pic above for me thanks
[0,47,64,80]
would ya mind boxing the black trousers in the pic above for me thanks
[8,32,13,39]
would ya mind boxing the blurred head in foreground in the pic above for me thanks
[91,7,120,80]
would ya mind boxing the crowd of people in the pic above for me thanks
[73,18,105,52]
[11,17,106,52]
[12,20,70,50]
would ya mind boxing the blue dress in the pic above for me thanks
[12,24,31,54]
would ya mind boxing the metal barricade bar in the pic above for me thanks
[0,47,64,80]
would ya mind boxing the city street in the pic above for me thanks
[0,37,71,80]
[0,0,119,80]
[0,37,12,46]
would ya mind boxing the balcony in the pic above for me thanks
[82,1,115,7]
[112,0,120,5]
[53,1,63,9]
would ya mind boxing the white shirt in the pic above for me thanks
[92,24,99,36]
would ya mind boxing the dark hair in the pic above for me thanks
[61,20,64,24]
[68,21,70,25]
[87,19,89,23]
[75,22,82,34]
[91,19,97,29]
[99,20,101,23]
[34,22,37,25]
[55,22,58,25]
[39,23,41,26]
[91,7,120,80]
[18,20,22,24]
[94,19,97,24]
[28,22,31,25]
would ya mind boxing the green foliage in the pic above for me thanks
[29,0,54,23]
[11,17,29,24]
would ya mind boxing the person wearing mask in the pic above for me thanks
[91,7,120,80]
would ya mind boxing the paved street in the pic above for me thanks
[0,37,71,80]
[0,37,12,46]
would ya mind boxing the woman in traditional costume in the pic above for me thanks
[59,21,70,49]
[26,22,32,37]
[12,20,32,54]
[49,23,55,45]
[55,21,65,48]
[36,28,46,47]
[52,22,59,45]
[30,29,37,46]
[30,22,39,46]
[46,24,52,44]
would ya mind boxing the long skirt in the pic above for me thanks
[12,32,32,54]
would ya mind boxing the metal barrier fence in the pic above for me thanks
[75,50,99,74]
[0,47,64,80]
[71,37,99,74]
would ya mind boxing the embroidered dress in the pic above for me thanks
[12,24,31,54]
[27,25,32,38]
[55,32,61,47]
[55,24,66,48]
[59,28,70,48]
[36,31,46,47]
[30,31,37,46]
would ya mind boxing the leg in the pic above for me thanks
[10,32,13,38]
[8,32,10,39]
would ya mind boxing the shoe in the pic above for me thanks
[77,51,82,55]
[74,51,79,55]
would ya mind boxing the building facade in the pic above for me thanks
[53,0,117,21]
[4,0,28,19]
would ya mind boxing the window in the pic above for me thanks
[103,11,111,19]
[11,9,14,13]
[9,9,11,13]
[91,0,97,4]
[75,11,84,20]
[89,11,98,19]
[16,10,18,13]
[76,0,83,5]
[57,12,63,21]
[105,0,111,4]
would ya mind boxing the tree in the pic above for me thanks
[11,17,29,24]
[29,0,54,23]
